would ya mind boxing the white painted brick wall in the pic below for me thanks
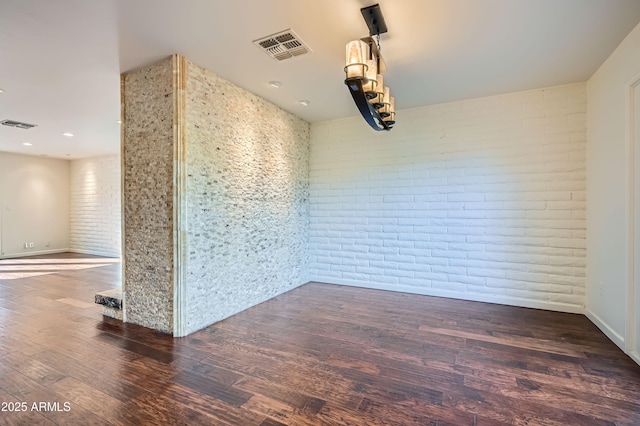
[70,155,121,257]
[309,83,586,313]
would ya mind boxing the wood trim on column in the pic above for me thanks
[173,54,189,337]
[119,73,128,323]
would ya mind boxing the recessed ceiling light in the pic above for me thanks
[116,120,122,124]
[62,132,74,137]
[298,100,310,106]
[269,81,282,88]
[0,88,4,93]
[22,142,32,146]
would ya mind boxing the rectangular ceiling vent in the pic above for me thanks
[253,29,311,61]
[1,119,37,129]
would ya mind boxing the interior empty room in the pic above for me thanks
[1,1,640,424]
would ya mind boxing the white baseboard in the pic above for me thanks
[584,308,626,349]
[310,277,585,314]
[0,248,69,259]
[68,248,120,258]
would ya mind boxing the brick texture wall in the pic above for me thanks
[70,155,121,257]
[309,83,586,313]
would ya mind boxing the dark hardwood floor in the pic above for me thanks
[1,253,639,425]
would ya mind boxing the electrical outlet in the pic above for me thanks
[24,242,28,249]
[28,242,34,248]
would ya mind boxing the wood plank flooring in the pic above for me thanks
[1,253,639,425]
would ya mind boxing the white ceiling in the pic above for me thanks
[1,0,640,159]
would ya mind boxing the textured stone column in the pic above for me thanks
[121,55,185,334]
[121,54,309,336]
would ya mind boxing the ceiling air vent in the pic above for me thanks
[253,29,311,61]
[1,119,37,129]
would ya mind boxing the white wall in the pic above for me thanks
[586,21,640,348]
[310,83,586,313]
[69,155,121,257]
[0,152,70,258]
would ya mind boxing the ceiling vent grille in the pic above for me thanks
[1,119,37,129]
[253,29,311,61]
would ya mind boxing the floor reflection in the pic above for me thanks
[0,254,120,280]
